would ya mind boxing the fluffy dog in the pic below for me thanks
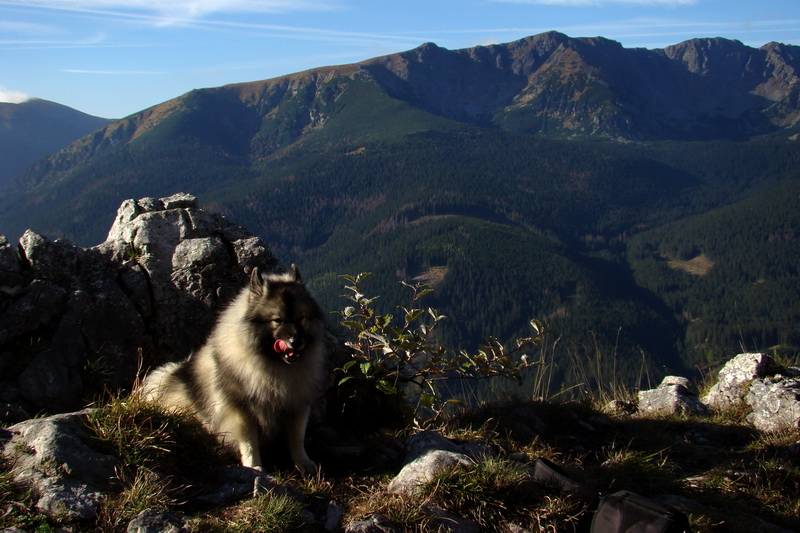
[139,265,327,474]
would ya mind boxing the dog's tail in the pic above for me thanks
[136,361,191,409]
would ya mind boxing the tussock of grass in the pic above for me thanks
[344,488,436,531]
[97,467,177,532]
[191,491,308,533]
[423,457,537,528]
[86,393,228,475]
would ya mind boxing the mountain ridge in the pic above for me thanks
[10,32,800,196]
[0,98,112,186]
[22,32,800,169]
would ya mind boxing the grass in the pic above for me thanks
[190,491,308,533]
[97,467,177,532]
[3,364,800,532]
[85,393,228,476]
[0,455,59,532]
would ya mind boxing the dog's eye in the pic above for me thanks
[270,318,283,325]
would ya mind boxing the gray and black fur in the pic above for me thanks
[139,265,327,473]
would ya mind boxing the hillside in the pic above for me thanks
[0,32,798,387]
[0,98,111,186]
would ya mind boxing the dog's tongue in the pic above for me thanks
[274,340,299,364]
[274,339,291,354]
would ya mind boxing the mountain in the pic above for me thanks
[0,32,798,389]
[0,98,112,186]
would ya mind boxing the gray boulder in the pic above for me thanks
[1,410,117,520]
[387,431,476,495]
[702,352,800,432]
[637,376,710,417]
[746,376,800,432]
[387,449,474,495]
[702,352,780,409]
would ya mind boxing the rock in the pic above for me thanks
[702,353,780,409]
[0,234,23,293]
[387,449,474,495]
[193,466,288,506]
[1,410,118,520]
[698,352,800,432]
[0,193,280,414]
[403,430,466,463]
[425,505,480,533]
[637,375,710,416]
[126,508,188,533]
[0,403,29,424]
[344,514,401,533]
[746,377,800,432]
[324,500,347,531]
[95,192,280,362]
[603,399,637,416]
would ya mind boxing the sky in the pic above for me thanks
[1,0,798,119]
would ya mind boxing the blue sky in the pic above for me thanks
[1,0,798,119]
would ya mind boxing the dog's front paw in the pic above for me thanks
[295,457,318,476]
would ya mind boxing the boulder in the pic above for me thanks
[387,449,474,495]
[1,410,117,520]
[387,431,475,495]
[746,376,800,432]
[702,352,780,409]
[699,353,800,432]
[637,376,710,417]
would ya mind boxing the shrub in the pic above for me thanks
[336,273,547,420]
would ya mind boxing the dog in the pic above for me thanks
[139,265,327,474]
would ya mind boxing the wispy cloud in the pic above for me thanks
[62,68,164,74]
[490,0,698,5]
[0,87,30,103]
[0,0,345,24]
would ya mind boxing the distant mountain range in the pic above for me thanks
[0,98,111,186]
[1,32,798,389]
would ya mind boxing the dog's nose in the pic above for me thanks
[290,337,305,352]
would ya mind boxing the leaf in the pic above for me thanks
[359,362,372,376]
[338,376,353,386]
[342,320,366,331]
[376,380,399,395]
[405,308,425,323]
[420,392,436,407]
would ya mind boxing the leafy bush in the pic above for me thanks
[336,273,547,418]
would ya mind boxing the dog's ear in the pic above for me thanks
[290,264,303,283]
[250,267,267,296]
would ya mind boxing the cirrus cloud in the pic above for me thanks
[0,0,345,25]
[491,0,697,5]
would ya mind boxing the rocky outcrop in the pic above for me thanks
[701,352,800,432]
[0,193,279,415]
[636,352,800,432]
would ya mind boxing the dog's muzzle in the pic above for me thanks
[274,339,300,364]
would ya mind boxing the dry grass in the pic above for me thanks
[3,372,800,532]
